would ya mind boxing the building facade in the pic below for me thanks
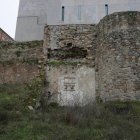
[15,0,140,41]
[0,28,14,42]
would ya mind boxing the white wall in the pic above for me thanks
[45,0,140,24]
[57,66,96,106]
[15,0,48,41]
[16,17,44,41]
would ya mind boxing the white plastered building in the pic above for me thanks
[15,0,140,41]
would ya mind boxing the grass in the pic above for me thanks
[0,84,140,140]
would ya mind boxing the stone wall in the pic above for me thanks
[96,11,140,101]
[44,24,96,106]
[2,11,139,105]
[0,41,43,84]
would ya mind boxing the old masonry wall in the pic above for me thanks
[0,11,139,105]
[0,41,43,84]
[44,11,140,105]
[96,11,140,101]
[44,24,97,106]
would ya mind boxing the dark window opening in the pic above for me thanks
[62,6,65,21]
[105,4,108,15]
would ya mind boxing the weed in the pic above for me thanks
[0,85,140,140]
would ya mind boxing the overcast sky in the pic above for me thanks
[0,0,19,39]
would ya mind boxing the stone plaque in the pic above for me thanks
[63,77,76,91]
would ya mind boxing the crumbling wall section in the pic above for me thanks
[44,24,96,105]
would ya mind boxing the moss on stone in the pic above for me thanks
[22,58,39,65]
[0,40,43,50]
[47,61,82,66]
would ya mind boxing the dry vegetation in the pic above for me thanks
[0,84,140,140]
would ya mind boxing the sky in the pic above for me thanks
[0,0,19,39]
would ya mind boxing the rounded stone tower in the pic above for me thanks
[96,11,140,101]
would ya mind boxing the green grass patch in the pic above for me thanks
[0,84,140,140]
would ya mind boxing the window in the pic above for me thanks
[77,5,82,20]
[105,4,108,15]
[62,6,65,21]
